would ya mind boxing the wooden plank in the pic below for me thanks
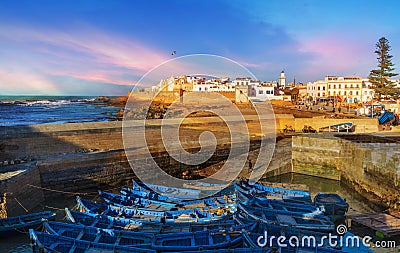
[347,213,400,236]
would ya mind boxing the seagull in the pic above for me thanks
[171,51,176,55]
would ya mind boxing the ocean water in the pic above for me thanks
[0,96,121,126]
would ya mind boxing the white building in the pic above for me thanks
[192,78,235,92]
[279,70,286,88]
[233,77,252,86]
[249,84,275,101]
[307,76,375,103]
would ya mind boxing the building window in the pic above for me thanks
[344,91,346,95]
[259,90,263,94]
[329,85,331,89]
[339,84,341,89]
[323,86,326,90]
[318,87,321,90]
[318,93,320,97]
[328,91,331,95]
[344,84,347,88]
[199,87,201,91]
[356,91,358,95]
[350,84,353,88]
[334,84,336,89]
[349,91,352,95]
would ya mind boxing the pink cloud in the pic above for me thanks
[298,34,373,78]
[0,68,59,95]
[0,23,170,89]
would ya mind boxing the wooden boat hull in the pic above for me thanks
[236,214,372,253]
[121,187,235,209]
[66,208,236,234]
[238,180,311,197]
[133,180,203,200]
[319,122,356,133]
[314,193,349,216]
[100,190,177,209]
[237,203,335,232]
[236,190,323,216]
[0,211,56,237]
[152,230,243,251]
[43,221,153,246]
[77,196,229,223]
[29,229,155,253]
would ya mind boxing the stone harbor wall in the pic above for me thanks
[292,134,400,211]
[0,118,396,216]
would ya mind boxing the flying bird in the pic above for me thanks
[171,51,176,55]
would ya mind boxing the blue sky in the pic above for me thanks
[0,0,400,95]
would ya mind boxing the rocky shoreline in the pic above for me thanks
[93,94,129,120]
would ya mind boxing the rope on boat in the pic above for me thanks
[44,205,65,211]
[14,197,29,213]
[26,184,96,196]
[12,222,43,234]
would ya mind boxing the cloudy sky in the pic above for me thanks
[1,0,400,95]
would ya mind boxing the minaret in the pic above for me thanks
[279,70,286,88]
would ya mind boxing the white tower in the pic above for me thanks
[279,70,286,88]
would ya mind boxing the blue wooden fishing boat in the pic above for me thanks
[238,180,311,198]
[78,196,184,221]
[43,221,154,246]
[235,181,312,203]
[236,190,324,216]
[99,190,177,210]
[77,197,229,224]
[235,214,340,248]
[152,229,244,251]
[314,193,349,216]
[182,181,227,191]
[133,180,203,200]
[66,208,235,234]
[237,215,372,253]
[121,187,183,203]
[79,196,192,217]
[65,208,160,233]
[237,203,335,232]
[121,187,235,209]
[319,122,356,133]
[29,229,156,253]
[0,211,56,237]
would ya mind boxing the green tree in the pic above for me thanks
[368,37,398,99]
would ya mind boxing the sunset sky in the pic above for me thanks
[1,0,400,95]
